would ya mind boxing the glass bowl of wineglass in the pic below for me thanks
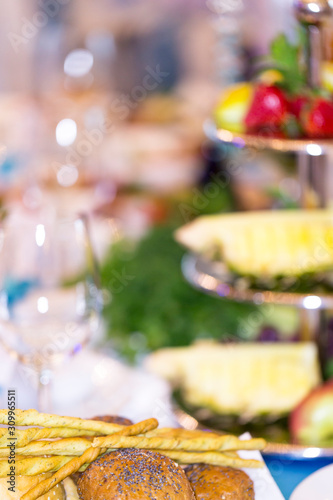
[0,210,102,412]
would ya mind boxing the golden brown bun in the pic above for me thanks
[71,415,133,486]
[91,415,133,426]
[0,473,66,500]
[185,464,254,500]
[77,448,195,500]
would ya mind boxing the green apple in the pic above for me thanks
[289,379,333,446]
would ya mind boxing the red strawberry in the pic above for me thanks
[244,84,288,135]
[288,95,309,120]
[303,98,333,138]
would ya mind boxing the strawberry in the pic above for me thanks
[244,84,288,135]
[302,98,333,138]
[288,95,309,120]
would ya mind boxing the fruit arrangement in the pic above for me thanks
[215,34,333,139]
[175,209,333,291]
[147,342,321,418]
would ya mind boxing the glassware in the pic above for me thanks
[0,211,101,412]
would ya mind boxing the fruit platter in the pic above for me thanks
[176,210,333,293]
[214,34,333,143]
[211,2,333,211]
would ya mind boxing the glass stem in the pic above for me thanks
[38,367,53,413]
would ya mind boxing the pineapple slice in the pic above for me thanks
[175,210,333,278]
[147,342,321,417]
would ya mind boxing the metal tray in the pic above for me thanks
[205,120,333,154]
[182,253,333,309]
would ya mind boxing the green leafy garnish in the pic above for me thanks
[100,188,261,362]
[101,223,261,362]
[262,33,307,94]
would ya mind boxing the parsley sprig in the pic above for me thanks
[260,33,307,94]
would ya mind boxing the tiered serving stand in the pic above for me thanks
[179,0,333,468]
[183,0,333,345]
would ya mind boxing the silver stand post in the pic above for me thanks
[297,151,329,208]
[294,1,332,345]
[294,0,331,209]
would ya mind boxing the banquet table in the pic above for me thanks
[2,344,333,499]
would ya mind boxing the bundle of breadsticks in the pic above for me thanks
[0,409,266,500]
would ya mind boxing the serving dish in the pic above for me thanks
[174,398,333,457]
[182,252,333,309]
[205,120,333,154]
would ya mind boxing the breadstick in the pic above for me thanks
[0,418,159,458]
[21,418,159,500]
[0,456,72,477]
[223,451,240,458]
[146,428,222,440]
[0,409,124,434]
[0,455,37,462]
[0,456,92,478]
[0,434,263,458]
[146,428,266,451]
[0,427,98,448]
[157,450,263,468]
[22,447,103,500]
[92,434,266,453]
[0,433,264,459]
[0,437,93,458]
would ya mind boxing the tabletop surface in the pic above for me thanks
[1,345,332,500]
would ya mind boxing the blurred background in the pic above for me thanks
[0,0,322,368]
[2,0,333,391]
[1,4,333,498]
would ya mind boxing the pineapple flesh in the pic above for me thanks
[175,210,333,278]
[147,342,321,417]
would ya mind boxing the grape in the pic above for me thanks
[257,326,280,342]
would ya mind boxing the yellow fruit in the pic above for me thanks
[147,342,321,416]
[258,69,284,85]
[214,82,254,133]
[322,61,333,93]
[175,209,333,278]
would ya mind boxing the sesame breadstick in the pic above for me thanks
[0,409,124,434]
[0,427,97,448]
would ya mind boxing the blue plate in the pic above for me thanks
[263,445,333,499]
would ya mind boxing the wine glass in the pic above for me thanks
[0,211,102,412]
